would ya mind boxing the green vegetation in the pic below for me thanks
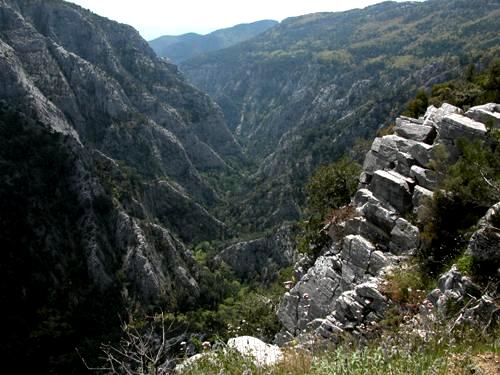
[398,60,500,279]
[297,158,361,257]
[419,131,500,277]
[405,58,500,117]
[183,0,500,233]
[0,102,123,373]
[161,247,292,344]
[429,59,500,109]
[305,158,362,218]
[404,89,429,118]
[184,325,499,374]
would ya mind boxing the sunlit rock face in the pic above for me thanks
[276,102,500,343]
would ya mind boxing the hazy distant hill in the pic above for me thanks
[149,20,278,63]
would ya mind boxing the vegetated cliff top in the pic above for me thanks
[149,19,279,64]
[181,0,500,232]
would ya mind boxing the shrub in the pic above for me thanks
[419,131,500,276]
[298,158,361,257]
[404,89,428,118]
[305,157,361,218]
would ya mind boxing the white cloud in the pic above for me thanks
[66,0,423,40]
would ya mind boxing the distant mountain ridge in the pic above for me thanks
[149,19,278,63]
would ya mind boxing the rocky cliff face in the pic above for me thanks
[276,102,500,342]
[218,224,298,282]
[0,0,243,370]
[181,0,500,230]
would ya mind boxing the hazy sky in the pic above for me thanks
[66,0,421,40]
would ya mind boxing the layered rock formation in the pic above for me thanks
[0,0,244,303]
[277,102,500,342]
[218,224,298,282]
[467,202,500,267]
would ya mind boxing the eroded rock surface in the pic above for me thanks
[277,102,500,343]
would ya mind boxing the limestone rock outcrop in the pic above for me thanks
[426,265,482,315]
[227,336,283,367]
[467,202,500,265]
[277,102,500,342]
[218,224,298,282]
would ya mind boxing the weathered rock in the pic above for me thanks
[423,103,463,128]
[370,170,413,213]
[389,218,420,255]
[368,250,389,275]
[278,102,500,343]
[363,135,419,173]
[293,252,314,280]
[354,281,385,302]
[354,281,388,313]
[319,279,389,336]
[333,291,365,324]
[412,185,433,223]
[412,185,434,210]
[227,336,283,367]
[399,115,424,125]
[342,235,375,270]
[314,317,344,339]
[410,165,438,191]
[354,188,379,208]
[375,135,418,154]
[409,142,434,167]
[344,217,391,249]
[362,150,393,173]
[395,118,436,143]
[360,201,398,234]
[467,202,500,264]
[456,296,499,327]
[427,265,481,315]
[359,171,372,186]
[218,224,297,282]
[394,151,416,176]
[438,113,487,140]
[465,103,500,129]
[277,254,343,333]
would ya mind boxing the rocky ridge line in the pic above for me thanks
[276,102,499,343]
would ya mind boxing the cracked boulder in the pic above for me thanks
[438,113,487,141]
[411,165,438,191]
[370,170,413,213]
[467,202,500,265]
[277,254,343,333]
[465,103,500,129]
[389,218,420,255]
[395,117,436,144]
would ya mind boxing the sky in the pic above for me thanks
[66,0,421,40]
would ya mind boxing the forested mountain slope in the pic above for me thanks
[182,0,500,231]
[0,0,242,370]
